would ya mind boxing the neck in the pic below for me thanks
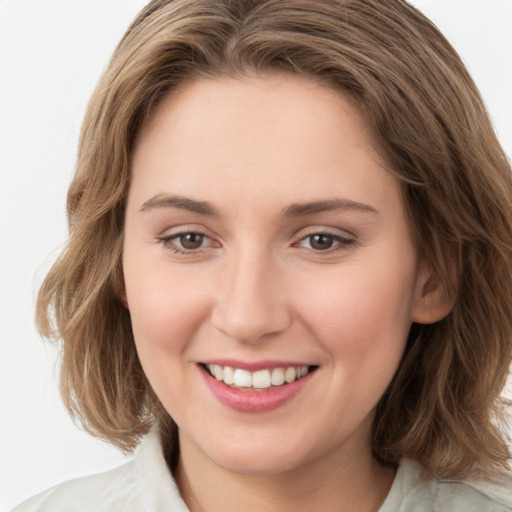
[174,431,395,512]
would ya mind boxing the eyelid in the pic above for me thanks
[294,225,356,242]
[156,222,212,236]
[156,225,221,256]
[155,225,357,256]
[297,233,354,247]
[293,226,358,254]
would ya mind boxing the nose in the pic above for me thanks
[210,247,292,345]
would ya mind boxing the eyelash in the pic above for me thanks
[296,232,356,253]
[157,232,214,255]
[157,230,356,256]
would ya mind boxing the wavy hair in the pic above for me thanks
[37,0,512,479]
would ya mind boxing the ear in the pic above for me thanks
[412,261,455,324]
[114,261,130,310]
[118,288,129,310]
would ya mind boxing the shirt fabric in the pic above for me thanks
[12,427,512,511]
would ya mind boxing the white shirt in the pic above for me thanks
[11,427,512,511]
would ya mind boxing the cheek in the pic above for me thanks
[122,258,216,410]
[123,255,212,354]
[296,257,417,361]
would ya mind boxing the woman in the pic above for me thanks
[13,0,512,510]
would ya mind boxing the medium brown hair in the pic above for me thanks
[37,0,512,479]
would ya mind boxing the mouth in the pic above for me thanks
[201,363,318,391]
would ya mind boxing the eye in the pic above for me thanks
[306,234,337,251]
[298,232,355,252]
[176,232,206,250]
[158,231,216,254]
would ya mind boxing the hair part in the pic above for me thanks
[37,0,512,478]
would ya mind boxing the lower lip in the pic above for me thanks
[201,367,314,413]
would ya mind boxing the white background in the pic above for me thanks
[0,0,511,509]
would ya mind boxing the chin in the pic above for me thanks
[212,448,307,476]
[189,430,317,476]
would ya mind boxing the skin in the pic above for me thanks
[122,74,451,512]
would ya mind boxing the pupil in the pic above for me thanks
[310,234,333,250]
[180,233,204,249]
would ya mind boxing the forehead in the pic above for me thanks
[134,74,371,159]
[129,73,401,217]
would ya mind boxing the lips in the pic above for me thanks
[200,361,317,412]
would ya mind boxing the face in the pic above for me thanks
[123,74,430,475]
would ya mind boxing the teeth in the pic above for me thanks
[284,367,296,383]
[233,369,252,387]
[213,365,223,381]
[252,370,272,389]
[298,366,307,378]
[206,364,311,389]
[271,368,285,386]
[223,366,234,385]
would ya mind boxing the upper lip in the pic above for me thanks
[200,359,316,372]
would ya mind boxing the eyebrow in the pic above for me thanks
[140,194,219,215]
[282,198,378,217]
[140,194,378,217]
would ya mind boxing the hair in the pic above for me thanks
[37,0,512,479]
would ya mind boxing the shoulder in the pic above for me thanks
[423,477,512,511]
[10,427,188,512]
[381,458,512,512]
[10,459,141,512]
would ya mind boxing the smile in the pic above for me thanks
[205,364,313,390]
[200,362,318,412]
